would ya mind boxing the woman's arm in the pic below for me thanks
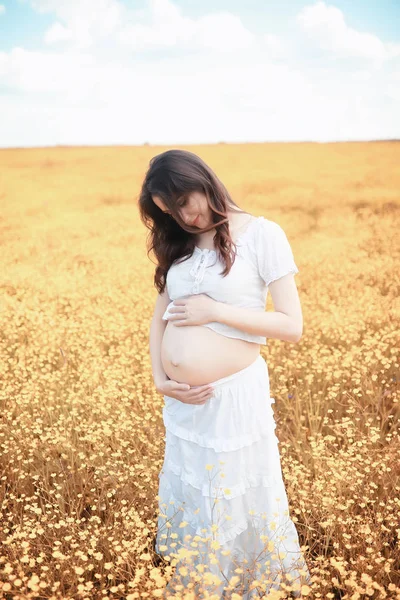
[149,290,170,390]
[214,273,302,343]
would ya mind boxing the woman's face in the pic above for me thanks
[152,191,211,229]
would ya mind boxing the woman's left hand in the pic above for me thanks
[166,294,221,326]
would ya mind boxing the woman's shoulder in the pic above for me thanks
[243,215,275,244]
[253,216,287,237]
[247,216,292,259]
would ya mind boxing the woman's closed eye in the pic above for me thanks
[164,199,186,215]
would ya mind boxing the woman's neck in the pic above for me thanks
[195,210,251,246]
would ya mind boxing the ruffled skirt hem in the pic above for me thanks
[155,356,312,598]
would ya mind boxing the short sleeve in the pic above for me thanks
[255,218,299,287]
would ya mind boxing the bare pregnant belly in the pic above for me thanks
[161,321,261,386]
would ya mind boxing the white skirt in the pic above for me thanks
[155,354,311,598]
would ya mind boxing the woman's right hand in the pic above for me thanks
[156,379,215,405]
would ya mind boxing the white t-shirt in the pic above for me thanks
[162,216,299,345]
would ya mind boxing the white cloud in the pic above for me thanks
[116,0,194,51]
[44,22,73,44]
[261,34,289,60]
[28,0,256,53]
[31,0,125,48]
[116,2,255,53]
[297,1,400,62]
[0,5,6,15]
[0,0,399,145]
[194,13,255,52]
[0,47,98,94]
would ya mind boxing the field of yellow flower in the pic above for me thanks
[0,142,399,599]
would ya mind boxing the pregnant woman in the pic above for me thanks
[140,149,312,598]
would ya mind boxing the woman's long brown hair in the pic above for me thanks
[138,149,248,294]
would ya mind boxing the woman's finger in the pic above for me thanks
[184,389,214,402]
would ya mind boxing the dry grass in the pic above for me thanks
[0,142,399,599]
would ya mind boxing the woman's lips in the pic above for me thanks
[192,215,200,225]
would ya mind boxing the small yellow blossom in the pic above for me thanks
[301,585,311,596]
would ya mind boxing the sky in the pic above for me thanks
[0,0,399,147]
